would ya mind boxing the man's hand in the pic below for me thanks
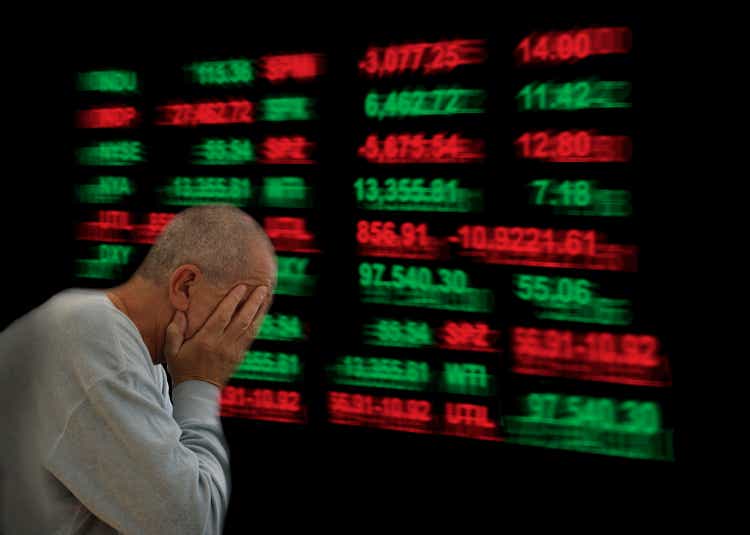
[164,284,269,388]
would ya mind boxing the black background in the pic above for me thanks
[2,16,684,528]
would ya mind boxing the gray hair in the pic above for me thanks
[135,205,271,286]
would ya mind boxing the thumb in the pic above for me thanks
[164,310,187,362]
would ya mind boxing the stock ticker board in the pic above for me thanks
[70,21,675,463]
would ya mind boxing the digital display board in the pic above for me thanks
[69,20,675,465]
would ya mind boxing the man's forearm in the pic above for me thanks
[171,380,231,535]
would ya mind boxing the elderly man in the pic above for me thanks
[0,205,276,534]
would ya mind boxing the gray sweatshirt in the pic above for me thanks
[0,288,230,534]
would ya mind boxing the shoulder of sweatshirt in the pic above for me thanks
[37,288,156,391]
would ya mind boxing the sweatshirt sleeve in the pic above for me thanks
[44,367,231,535]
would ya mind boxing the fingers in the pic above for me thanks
[224,285,268,343]
[202,284,248,335]
[164,310,187,362]
[235,292,271,351]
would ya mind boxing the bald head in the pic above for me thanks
[136,205,275,288]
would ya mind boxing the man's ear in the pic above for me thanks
[168,264,202,312]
